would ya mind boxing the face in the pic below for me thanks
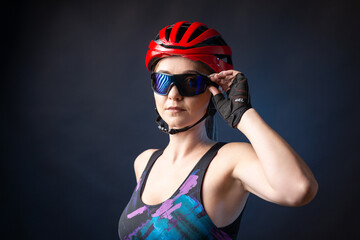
[153,56,212,129]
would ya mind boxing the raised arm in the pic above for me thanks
[209,70,318,206]
[235,109,317,206]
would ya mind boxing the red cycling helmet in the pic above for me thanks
[145,21,233,73]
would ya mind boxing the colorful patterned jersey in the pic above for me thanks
[118,142,244,239]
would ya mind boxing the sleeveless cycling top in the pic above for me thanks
[118,142,245,239]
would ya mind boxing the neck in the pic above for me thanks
[163,122,214,163]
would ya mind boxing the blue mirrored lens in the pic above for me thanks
[153,73,171,95]
[181,75,206,95]
[151,73,209,96]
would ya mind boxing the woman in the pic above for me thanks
[118,21,318,239]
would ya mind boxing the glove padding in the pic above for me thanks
[212,73,252,128]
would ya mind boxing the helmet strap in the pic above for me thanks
[155,101,216,135]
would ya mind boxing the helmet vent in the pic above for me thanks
[202,36,228,46]
[187,25,208,43]
[165,28,171,42]
[215,54,233,65]
[175,26,188,43]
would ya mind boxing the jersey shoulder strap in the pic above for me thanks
[140,149,164,177]
[196,142,227,171]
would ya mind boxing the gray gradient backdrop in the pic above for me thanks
[2,0,360,239]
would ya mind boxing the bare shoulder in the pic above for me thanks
[218,142,256,160]
[134,149,159,182]
[215,142,258,173]
[202,142,256,200]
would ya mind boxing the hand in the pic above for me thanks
[208,70,252,128]
[208,70,241,94]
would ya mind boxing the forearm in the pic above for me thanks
[238,108,318,205]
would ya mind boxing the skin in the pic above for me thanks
[134,56,318,227]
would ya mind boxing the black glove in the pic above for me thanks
[212,73,252,128]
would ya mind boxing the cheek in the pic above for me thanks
[190,92,211,113]
[200,91,212,106]
[154,93,160,107]
[154,93,166,112]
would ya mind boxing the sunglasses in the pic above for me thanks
[151,72,217,96]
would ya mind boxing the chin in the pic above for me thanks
[166,120,190,129]
[161,109,206,129]
[166,116,204,130]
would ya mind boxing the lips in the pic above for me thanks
[166,106,185,112]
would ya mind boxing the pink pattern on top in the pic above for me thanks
[151,174,199,220]
[179,174,198,195]
[127,206,148,219]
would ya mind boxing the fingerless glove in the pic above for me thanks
[212,73,252,128]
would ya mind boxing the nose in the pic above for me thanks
[167,84,183,100]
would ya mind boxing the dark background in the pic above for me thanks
[2,0,359,239]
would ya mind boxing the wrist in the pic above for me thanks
[236,108,257,131]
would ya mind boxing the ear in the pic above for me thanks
[208,86,221,95]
